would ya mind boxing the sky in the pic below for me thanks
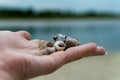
[0,0,120,13]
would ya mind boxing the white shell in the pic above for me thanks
[54,41,66,51]
[45,47,56,55]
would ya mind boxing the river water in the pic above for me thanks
[0,19,120,53]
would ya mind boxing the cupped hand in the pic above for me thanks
[0,31,106,80]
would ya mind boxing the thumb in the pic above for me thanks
[15,31,31,40]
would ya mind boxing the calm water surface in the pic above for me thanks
[0,19,120,53]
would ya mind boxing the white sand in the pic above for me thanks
[31,53,120,80]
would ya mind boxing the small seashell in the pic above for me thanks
[65,37,80,49]
[39,40,55,55]
[44,47,56,55]
[53,34,67,42]
[54,41,66,51]
[39,40,54,49]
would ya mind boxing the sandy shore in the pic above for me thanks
[31,53,120,80]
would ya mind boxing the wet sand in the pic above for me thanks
[31,53,120,80]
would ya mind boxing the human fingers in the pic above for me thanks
[80,46,106,57]
[50,43,106,65]
[27,43,98,76]
[15,31,31,40]
[20,43,106,79]
[26,43,105,71]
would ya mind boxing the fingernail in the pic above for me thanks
[98,46,106,55]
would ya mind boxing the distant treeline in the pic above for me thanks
[0,8,119,18]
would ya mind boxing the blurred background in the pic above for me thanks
[0,0,120,80]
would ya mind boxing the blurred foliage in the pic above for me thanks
[0,7,119,18]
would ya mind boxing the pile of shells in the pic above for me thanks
[39,34,80,55]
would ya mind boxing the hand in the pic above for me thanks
[0,31,106,80]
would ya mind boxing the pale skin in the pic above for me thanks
[0,31,106,80]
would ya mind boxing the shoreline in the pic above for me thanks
[0,17,120,20]
[0,18,120,27]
